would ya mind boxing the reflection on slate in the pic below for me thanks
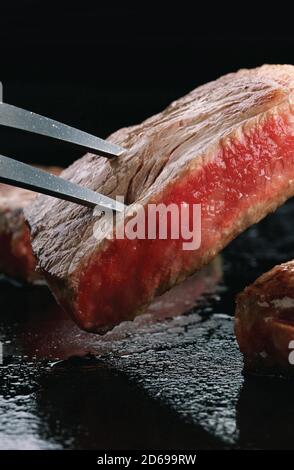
[37,359,220,450]
[1,199,294,449]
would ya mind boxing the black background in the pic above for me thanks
[0,1,293,167]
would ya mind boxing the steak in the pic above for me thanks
[0,166,61,282]
[26,65,294,332]
[235,261,294,375]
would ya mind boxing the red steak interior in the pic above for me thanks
[76,111,294,330]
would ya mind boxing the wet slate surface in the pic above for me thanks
[1,199,294,449]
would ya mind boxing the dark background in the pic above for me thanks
[0,2,293,167]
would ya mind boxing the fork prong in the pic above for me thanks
[0,102,124,159]
[0,154,125,211]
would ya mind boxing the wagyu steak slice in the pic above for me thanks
[0,166,61,282]
[26,65,294,332]
[235,261,294,375]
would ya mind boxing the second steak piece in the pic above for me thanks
[0,166,62,283]
[0,183,38,282]
[26,65,294,332]
[235,261,294,375]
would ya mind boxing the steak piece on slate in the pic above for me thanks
[235,261,294,375]
[26,65,294,332]
[0,166,61,282]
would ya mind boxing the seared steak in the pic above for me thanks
[235,261,294,375]
[26,65,294,332]
[0,166,61,282]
